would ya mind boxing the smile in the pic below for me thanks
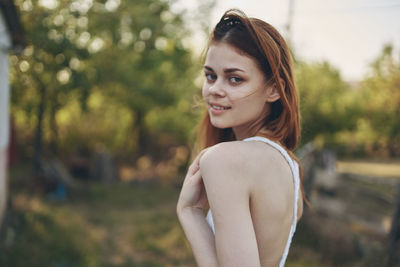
[209,103,231,110]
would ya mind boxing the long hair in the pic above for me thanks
[196,9,309,205]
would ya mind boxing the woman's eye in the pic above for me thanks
[205,73,216,82]
[230,76,243,84]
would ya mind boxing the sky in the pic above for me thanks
[176,0,400,81]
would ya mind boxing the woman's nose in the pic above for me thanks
[208,80,226,97]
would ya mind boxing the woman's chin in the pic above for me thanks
[210,117,229,129]
[210,119,231,129]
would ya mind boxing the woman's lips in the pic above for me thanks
[209,103,231,115]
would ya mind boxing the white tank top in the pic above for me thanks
[205,136,300,267]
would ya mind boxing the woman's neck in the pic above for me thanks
[232,106,270,140]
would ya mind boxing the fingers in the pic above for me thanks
[187,157,200,174]
[188,148,209,174]
[183,164,201,186]
[182,168,202,190]
[188,162,200,175]
[190,169,202,183]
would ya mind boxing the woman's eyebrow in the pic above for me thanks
[204,65,245,73]
[204,66,214,72]
[224,67,245,73]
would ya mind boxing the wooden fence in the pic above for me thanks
[298,143,400,266]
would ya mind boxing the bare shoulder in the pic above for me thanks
[199,141,247,186]
[199,140,292,186]
[200,141,290,178]
[199,141,250,169]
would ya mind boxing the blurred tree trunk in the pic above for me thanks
[49,97,59,156]
[388,141,400,157]
[33,84,46,172]
[135,110,148,157]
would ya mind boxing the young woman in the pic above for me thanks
[177,9,305,267]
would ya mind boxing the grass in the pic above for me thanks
[0,179,322,266]
[3,158,397,266]
[1,166,195,267]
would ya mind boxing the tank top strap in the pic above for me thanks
[243,136,300,267]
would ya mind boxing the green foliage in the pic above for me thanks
[56,92,135,156]
[295,61,359,147]
[10,0,92,111]
[324,44,400,157]
[295,44,400,157]
[357,44,400,156]
[10,0,206,159]
[9,0,399,160]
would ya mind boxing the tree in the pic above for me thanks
[359,44,400,156]
[85,0,198,156]
[295,61,358,147]
[10,0,213,165]
[10,0,92,171]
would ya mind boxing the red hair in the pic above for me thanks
[196,9,309,205]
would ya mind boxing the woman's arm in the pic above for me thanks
[177,149,218,267]
[177,208,218,267]
[200,143,261,267]
[177,142,263,267]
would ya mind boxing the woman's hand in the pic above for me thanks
[177,149,209,215]
[176,150,218,267]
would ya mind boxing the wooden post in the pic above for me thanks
[387,184,400,266]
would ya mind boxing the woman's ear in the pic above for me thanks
[265,79,284,102]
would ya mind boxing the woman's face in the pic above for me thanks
[202,42,275,134]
